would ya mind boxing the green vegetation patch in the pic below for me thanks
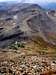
[8,41,25,50]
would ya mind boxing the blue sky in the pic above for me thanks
[0,0,56,3]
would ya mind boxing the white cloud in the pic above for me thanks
[0,0,56,3]
[0,0,16,2]
[47,0,56,2]
[18,0,56,4]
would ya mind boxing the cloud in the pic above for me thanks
[18,0,56,4]
[47,0,56,2]
[0,0,56,3]
[0,0,16,2]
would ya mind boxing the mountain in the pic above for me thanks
[0,3,56,48]
[41,2,56,10]
[0,1,18,12]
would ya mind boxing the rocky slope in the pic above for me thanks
[0,45,56,75]
[0,3,56,48]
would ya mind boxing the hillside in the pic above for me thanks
[0,3,56,48]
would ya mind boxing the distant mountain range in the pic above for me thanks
[0,2,56,11]
[40,2,56,10]
[0,1,17,11]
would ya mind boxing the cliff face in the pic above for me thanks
[0,3,56,48]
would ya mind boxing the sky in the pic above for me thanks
[0,0,56,3]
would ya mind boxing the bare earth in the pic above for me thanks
[0,41,56,75]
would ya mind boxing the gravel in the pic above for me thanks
[0,54,56,75]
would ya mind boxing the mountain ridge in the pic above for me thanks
[0,3,56,48]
